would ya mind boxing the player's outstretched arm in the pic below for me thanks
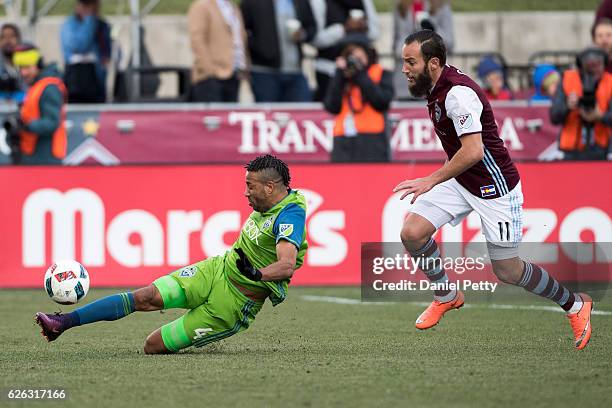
[259,240,298,281]
[235,242,297,282]
[393,133,484,203]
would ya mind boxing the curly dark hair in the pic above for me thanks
[245,154,291,187]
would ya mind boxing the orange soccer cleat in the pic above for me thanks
[567,293,593,350]
[415,291,464,330]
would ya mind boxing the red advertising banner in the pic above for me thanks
[1,162,610,288]
[93,104,559,164]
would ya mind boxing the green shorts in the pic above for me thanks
[152,256,264,352]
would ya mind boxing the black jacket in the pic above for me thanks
[241,0,317,69]
[324,67,394,116]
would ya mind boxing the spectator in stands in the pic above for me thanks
[592,18,612,73]
[323,34,393,162]
[241,0,317,102]
[477,56,512,101]
[392,1,418,100]
[392,0,454,100]
[550,48,612,161]
[188,0,247,103]
[530,64,560,102]
[422,0,454,52]
[6,44,67,164]
[0,23,25,102]
[310,0,380,102]
[60,0,111,103]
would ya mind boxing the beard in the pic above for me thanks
[408,68,433,98]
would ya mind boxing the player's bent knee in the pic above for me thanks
[144,329,171,355]
[134,285,164,312]
[400,224,431,249]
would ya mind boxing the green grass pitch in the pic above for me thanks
[2,287,611,407]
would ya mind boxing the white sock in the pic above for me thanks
[567,294,583,315]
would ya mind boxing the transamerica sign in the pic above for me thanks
[90,104,559,164]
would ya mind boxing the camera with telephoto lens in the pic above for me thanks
[578,74,597,112]
[345,55,363,72]
[576,48,605,112]
[3,113,23,164]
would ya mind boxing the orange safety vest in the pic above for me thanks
[19,77,68,159]
[560,70,612,151]
[333,63,385,136]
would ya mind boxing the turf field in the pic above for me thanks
[2,287,611,408]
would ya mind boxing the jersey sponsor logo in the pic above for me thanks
[480,184,497,197]
[279,223,294,237]
[434,102,441,122]
[179,266,196,278]
[243,218,262,244]
[458,113,473,129]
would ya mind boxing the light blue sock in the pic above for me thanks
[65,292,135,327]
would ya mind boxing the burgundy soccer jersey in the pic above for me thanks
[427,65,520,199]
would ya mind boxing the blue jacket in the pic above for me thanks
[60,14,111,93]
[531,64,558,102]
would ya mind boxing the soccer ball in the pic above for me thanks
[44,260,90,305]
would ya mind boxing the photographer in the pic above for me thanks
[323,34,393,162]
[4,44,67,165]
[550,48,612,160]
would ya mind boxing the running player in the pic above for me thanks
[35,155,308,353]
[395,30,592,349]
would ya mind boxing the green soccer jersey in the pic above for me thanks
[225,189,308,305]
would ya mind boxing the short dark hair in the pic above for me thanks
[245,154,291,187]
[404,30,447,65]
[1,23,21,41]
[592,17,612,40]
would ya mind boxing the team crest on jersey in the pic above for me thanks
[480,185,497,197]
[279,224,294,237]
[262,216,274,230]
[179,266,197,278]
[434,102,441,122]
[457,113,473,129]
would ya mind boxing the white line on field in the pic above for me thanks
[300,295,612,316]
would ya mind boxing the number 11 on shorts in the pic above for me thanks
[498,221,510,241]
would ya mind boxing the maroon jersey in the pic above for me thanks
[427,65,520,199]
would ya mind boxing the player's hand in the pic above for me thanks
[393,177,436,204]
[235,248,262,282]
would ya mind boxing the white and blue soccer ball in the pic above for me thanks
[44,260,90,305]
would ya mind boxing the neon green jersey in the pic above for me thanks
[225,189,308,305]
